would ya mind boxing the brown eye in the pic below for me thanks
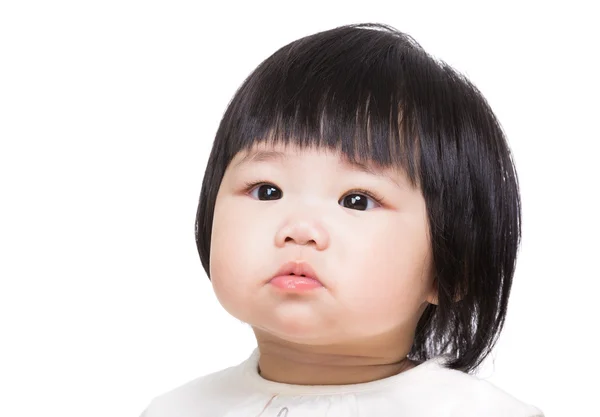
[248,183,282,200]
[339,193,381,211]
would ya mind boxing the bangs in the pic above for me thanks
[218,23,431,187]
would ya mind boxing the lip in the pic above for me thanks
[270,261,323,286]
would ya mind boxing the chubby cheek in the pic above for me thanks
[210,252,248,320]
[209,196,266,318]
[338,218,432,335]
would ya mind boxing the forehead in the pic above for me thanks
[230,142,409,190]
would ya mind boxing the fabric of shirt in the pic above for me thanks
[139,347,544,417]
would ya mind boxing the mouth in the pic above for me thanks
[269,261,324,291]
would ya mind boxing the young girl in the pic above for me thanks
[140,23,544,417]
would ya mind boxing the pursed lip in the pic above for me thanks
[271,261,323,285]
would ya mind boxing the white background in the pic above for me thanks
[1,1,598,416]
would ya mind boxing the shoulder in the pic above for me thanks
[139,359,251,417]
[412,358,545,417]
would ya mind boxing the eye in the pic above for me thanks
[243,181,385,211]
[339,190,384,211]
[245,182,282,200]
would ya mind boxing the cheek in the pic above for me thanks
[340,216,432,316]
[209,196,242,301]
[209,228,257,320]
[209,196,266,297]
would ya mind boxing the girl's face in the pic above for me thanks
[210,141,437,347]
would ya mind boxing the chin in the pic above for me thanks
[254,324,336,345]
[251,311,339,343]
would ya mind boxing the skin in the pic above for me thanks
[209,140,438,386]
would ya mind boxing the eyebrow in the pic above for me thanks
[232,150,406,190]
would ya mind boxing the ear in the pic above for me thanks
[425,280,439,305]
[426,294,438,305]
[426,287,466,305]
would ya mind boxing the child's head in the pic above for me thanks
[195,23,520,374]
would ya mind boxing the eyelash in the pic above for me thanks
[242,180,386,206]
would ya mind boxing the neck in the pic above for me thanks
[252,329,418,385]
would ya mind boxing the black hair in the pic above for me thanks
[195,23,521,374]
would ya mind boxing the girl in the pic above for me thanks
[140,23,544,416]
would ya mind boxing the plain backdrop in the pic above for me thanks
[1,1,598,416]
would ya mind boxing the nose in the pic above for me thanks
[275,220,329,250]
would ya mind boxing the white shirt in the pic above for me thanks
[140,347,544,417]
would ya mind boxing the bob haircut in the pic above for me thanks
[195,23,521,374]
